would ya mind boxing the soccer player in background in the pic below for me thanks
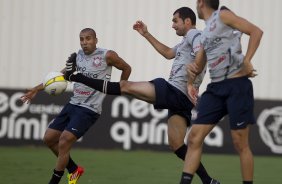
[179,0,263,184]
[21,28,132,184]
[64,7,219,184]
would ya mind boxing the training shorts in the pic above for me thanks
[48,103,100,138]
[150,78,194,125]
[193,76,255,129]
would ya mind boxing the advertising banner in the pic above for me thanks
[0,88,281,156]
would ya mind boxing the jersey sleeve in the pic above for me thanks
[187,29,202,55]
[172,43,180,54]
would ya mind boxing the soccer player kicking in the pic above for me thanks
[179,0,263,184]
[21,28,131,184]
[65,7,219,184]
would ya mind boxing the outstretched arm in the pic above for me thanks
[20,83,44,104]
[133,20,175,59]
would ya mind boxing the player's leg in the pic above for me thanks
[64,105,100,184]
[68,73,122,95]
[68,72,157,102]
[180,124,215,184]
[43,128,65,184]
[231,127,254,183]
[43,128,61,155]
[227,77,255,184]
[180,86,225,184]
[229,103,254,183]
[44,106,80,184]
[43,128,79,172]
[167,114,187,152]
[44,129,79,184]
[56,130,78,171]
[68,73,157,103]
[168,114,213,184]
[46,130,78,184]
[119,80,156,103]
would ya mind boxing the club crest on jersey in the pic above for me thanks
[92,57,103,67]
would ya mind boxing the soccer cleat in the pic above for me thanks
[64,52,77,81]
[210,178,220,184]
[67,166,84,184]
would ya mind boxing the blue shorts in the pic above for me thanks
[48,103,100,138]
[193,77,255,130]
[150,78,194,125]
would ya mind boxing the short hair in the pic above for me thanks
[80,28,96,38]
[204,0,219,10]
[173,7,196,25]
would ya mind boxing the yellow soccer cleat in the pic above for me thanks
[67,166,84,184]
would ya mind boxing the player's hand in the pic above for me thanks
[133,20,149,36]
[187,84,198,105]
[20,88,39,104]
[243,59,257,78]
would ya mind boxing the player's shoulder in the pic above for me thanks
[220,6,231,11]
[186,28,202,43]
[95,47,109,55]
[96,47,108,52]
[219,6,235,18]
[187,28,202,37]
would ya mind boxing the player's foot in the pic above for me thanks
[209,178,220,184]
[64,52,77,81]
[67,166,84,184]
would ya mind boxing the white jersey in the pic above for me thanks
[69,48,112,114]
[201,8,244,82]
[168,29,204,96]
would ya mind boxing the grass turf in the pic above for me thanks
[0,146,281,184]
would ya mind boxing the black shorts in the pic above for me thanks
[193,77,255,129]
[150,78,194,125]
[49,103,100,138]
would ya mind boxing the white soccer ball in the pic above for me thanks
[43,71,67,96]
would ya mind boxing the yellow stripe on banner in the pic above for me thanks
[45,76,65,87]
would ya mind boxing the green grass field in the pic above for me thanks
[0,146,281,184]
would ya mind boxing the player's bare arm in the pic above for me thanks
[186,47,207,104]
[106,50,131,80]
[133,20,175,59]
[220,10,263,77]
[187,47,207,84]
[20,83,44,104]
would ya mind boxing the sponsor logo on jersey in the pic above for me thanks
[209,55,226,68]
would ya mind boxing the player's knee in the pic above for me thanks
[43,134,56,148]
[232,139,249,154]
[58,137,69,148]
[187,131,200,148]
[58,134,75,151]
[120,80,133,94]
